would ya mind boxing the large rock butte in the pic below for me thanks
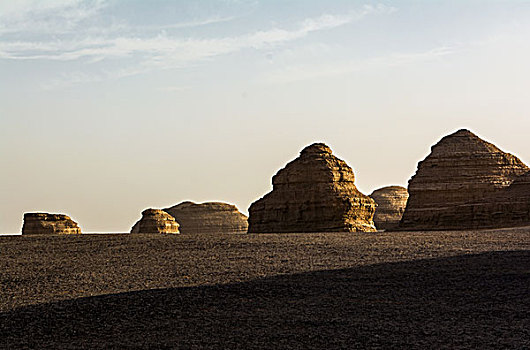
[22,213,81,235]
[399,129,529,230]
[370,186,409,230]
[163,201,248,234]
[248,143,376,233]
[130,209,180,234]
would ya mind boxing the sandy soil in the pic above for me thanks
[1,228,529,349]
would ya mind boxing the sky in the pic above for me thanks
[1,0,530,233]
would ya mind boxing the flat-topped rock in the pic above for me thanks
[370,186,409,230]
[131,209,180,234]
[248,143,376,233]
[22,213,81,235]
[163,201,248,234]
[399,129,529,230]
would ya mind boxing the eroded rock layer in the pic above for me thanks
[370,186,409,230]
[22,213,81,235]
[442,171,530,229]
[131,209,180,234]
[490,171,530,225]
[400,129,529,230]
[163,201,248,234]
[248,143,376,233]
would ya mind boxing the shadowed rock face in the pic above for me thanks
[456,170,530,228]
[503,170,530,197]
[130,209,179,234]
[370,186,408,230]
[163,202,248,234]
[400,129,529,230]
[248,143,376,233]
[22,213,81,235]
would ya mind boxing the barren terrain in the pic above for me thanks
[1,228,529,349]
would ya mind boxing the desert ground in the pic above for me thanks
[1,228,529,349]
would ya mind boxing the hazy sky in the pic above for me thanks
[1,0,530,233]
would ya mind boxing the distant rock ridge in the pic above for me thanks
[399,129,529,230]
[22,213,81,235]
[131,209,180,234]
[248,143,376,233]
[370,186,409,231]
[163,201,248,234]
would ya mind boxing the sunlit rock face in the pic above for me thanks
[248,143,376,233]
[22,213,81,235]
[130,209,180,234]
[370,186,408,231]
[399,129,529,230]
[163,201,248,234]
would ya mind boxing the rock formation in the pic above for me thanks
[370,186,409,230]
[399,129,529,230]
[248,143,376,233]
[163,201,248,234]
[22,213,81,235]
[130,209,180,234]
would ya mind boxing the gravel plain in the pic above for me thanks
[0,228,529,349]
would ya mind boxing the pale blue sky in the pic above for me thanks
[1,0,530,233]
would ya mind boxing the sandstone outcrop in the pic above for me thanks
[22,213,81,235]
[370,186,409,230]
[399,129,529,230]
[248,143,376,233]
[130,209,180,234]
[163,201,248,234]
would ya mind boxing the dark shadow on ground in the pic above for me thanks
[1,251,529,349]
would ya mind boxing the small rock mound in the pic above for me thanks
[400,129,529,230]
[248,142,376,233]
[130,209,180,234]
[370,186,409,230]
[163,201,248,234]
[22,213,81,235]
